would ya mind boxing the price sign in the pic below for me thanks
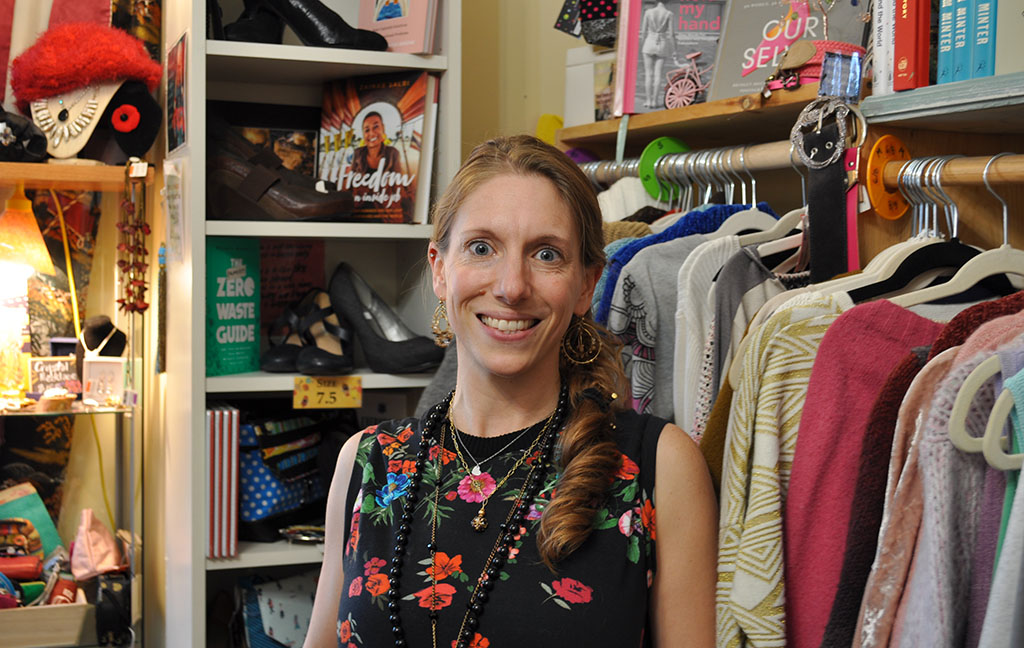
[293,376,362,409]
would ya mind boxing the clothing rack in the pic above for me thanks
[579,139,807,188]
[882,153,1024,188]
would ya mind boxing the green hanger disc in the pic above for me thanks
[639,136,690,202]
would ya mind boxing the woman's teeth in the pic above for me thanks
[481,316,536,332]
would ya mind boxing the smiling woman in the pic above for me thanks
[305,135,717,648]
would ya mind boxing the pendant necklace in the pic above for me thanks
[30,86,99,148]
[452,420,534,476]
[447,400,559,532]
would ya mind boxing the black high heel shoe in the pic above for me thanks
[223,0,284,44]
[295,291,355,375]
[260,288,320,373]
[328,262,444,374]
[258,0,388,51]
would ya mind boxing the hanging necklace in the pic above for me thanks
[30,86,99,148]
[447,401,559,532]
[452,422,535,477]
[385,386,567,648]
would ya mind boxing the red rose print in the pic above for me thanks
[445,490,458,501]
[450,633,490,648]
[551,577,593,604]
[414,582,457,609]
[338,619,352,642]
[641,499,657,541]
[365,573,389,597]
[348,576,363,597]
[398,426,414,442]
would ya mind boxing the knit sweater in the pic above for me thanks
[782,300,943,648]
[819,346,930,648]
[928,291,1024,361]
[898,352,1002,648]
[672,236,741,432]
[854,347,959,648]
[717,292,850,648]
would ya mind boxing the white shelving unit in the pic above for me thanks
[161,2,462,646]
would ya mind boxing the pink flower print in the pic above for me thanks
[348,576,363,597]
[457,472,497,503]
[364,556,386,576]
[618,510,634,537]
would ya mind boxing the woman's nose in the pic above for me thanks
[493,256,530,304]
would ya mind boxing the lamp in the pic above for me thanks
[0,182,54,275]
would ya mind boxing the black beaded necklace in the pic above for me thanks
[386,386,569,648]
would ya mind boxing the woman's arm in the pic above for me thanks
[304,432,363,648]
[650,422,718,648]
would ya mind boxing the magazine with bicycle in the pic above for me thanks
[613,0,725,116]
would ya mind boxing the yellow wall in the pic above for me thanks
[461,0,584,159]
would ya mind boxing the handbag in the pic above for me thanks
[762,40,866,98]
[0,107,47,162]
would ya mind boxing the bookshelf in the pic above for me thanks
[205,220,433,239]
[206,540,324,571]
[0,161,154,191]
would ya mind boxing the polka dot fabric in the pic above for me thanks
[239,423,327,522]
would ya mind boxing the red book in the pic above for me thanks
[893,0,931,90]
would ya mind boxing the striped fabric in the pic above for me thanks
[717,292,851,648]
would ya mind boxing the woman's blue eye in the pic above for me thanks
[536,248,561,262]
[470,241,492,255]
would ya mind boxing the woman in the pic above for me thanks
[639,2,676,109]
[306,135,716,647]
[350,111,402,177]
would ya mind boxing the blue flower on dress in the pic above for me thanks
[376,472,412,508]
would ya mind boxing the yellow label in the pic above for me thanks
[293,376,362,409]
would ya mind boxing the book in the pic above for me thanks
[206,237,261,377]
[613,0,725,115]
[971,0,996,78]
[951,0,972,81]
[894,0,932,89]
[206,409,214,558]
[995,0,1023,74]
[413,74,439,225]
[358,0,438,54]
[874,0,896,95]
[709,0,869,101]
[318,70,431,223]
[937,0,955,82]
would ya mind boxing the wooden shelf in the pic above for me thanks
[205,220,433,239]
[0,162,154,191]
[206,40,447,86]
[556,84,820,157]
[861,72,1024,134]
[207,369,434,393]
[207,540,324,571]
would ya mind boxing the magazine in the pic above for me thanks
[708,0,869,101]
[358,0,438,54]
[319,70,432,223]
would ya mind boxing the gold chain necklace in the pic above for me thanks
[446,402,556,532]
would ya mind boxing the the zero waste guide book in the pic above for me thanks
[206,237,260,377]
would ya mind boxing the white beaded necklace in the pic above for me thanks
[30,86,99,148]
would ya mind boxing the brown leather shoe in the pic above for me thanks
[208,152,354,221]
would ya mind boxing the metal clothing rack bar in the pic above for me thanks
[882,153,1024,188]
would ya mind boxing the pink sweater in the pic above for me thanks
[782,300,943,648]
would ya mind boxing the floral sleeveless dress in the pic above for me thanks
[336,407,666,648]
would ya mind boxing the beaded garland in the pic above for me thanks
[385,386,569,648]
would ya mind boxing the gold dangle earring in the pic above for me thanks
[561,315,601,365]
[432,299,454,348]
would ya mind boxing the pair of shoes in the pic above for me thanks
[207,149,354,221]
[260,289,355,375]
[328,262,444,374]
[218,0,387,51]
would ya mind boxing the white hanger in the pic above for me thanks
[982,376,1024,470]
[890,153,1023,308]
[949,354,999,453]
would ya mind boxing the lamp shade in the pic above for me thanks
[0,182,53,275]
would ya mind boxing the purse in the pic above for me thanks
[0,107,47,162]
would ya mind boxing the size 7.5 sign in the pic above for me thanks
[293,376,362,409]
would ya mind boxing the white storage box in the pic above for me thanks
[564,46,617,128]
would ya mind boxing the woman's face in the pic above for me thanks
[429,174,599,382]
[362,115,385,150]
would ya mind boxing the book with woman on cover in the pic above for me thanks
[614,0,725,116]
[319,70,435,223]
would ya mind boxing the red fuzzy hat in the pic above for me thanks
[10,23,162,114]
